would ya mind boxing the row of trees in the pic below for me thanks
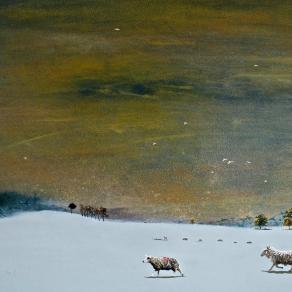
[255,208,292,229]
[80,204,108,221]
[68,203,108,221]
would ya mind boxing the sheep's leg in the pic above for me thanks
[276,264,283,269]
[289,266,292,272]
[177,267,184,277]
[269,264,275,272]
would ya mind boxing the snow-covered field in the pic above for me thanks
[0,211,291,292]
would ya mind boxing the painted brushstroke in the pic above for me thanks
[0,0,292,220]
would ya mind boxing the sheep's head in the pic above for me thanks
[261,246,272,258]
[142,255,151,263]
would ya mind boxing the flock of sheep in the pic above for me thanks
[74,204,292,276]
[143,246,292,277]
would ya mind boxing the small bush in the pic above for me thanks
[283,208,292,229]
[190,218,195,224]
[254,214,268,229]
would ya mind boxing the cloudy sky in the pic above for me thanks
[0,0,292,220]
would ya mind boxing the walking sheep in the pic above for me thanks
[261,246,292,272]
[143,255,184,277]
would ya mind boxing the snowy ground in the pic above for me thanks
[0,211,291,292]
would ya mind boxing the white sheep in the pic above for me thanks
[261,246,292,272]
[142,255,184,277]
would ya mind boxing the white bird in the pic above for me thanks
[227,160,235,165]
[183,121,188,125]
[264,179,268,183]
[222,158,228,162]
[254,64,259,67]
[114,28,120,31]
[23,156,28,160]
[246,161,252,164]
[152,142,157,146]
[210,170,215,174]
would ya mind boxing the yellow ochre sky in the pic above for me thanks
[0,0,292,220]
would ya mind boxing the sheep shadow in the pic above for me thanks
[145,275,184,279]
[262,270,292,274]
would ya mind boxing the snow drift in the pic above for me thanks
[0,211,291,292]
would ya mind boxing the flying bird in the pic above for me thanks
[227,160,235,165]
[183,121,188,125]
[222,158,228,162]
[114,28,120,31]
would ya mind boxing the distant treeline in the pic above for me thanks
[80,204,108,221]
[0,191,65,217]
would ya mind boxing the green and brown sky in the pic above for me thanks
[0,0,292,220]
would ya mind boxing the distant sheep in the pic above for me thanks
[143,256,183,277]
[153,236,168,241]
[261,246,292,272]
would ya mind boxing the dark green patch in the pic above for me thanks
[77,79,101,96]
[0,191,64,217]
[75,78,161,99]
[132,83,154,95]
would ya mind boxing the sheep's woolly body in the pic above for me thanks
[144,256,183,276]
[261,246,292,271]
[269,248,292,266]
[149,257,179,271]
